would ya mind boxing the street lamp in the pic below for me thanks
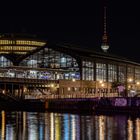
[51,84,54,87]
[136,82,140,85]
[101,83,104,87]
[136,81,140,94]
[99,80,103,84]
[72,78,76,82]
[128,78,133,82]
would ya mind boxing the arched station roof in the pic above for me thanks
[0,33,47,64]
[0,33,140,67]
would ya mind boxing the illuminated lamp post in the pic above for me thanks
[72,78,76,82]
[99,80,104,97]
[128,78,134,97]
[128,78,133,89]
[136,81,140,95]
[72,78,76,98]
[101,83,105,97]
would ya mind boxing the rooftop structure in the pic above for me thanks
[0,33,47,65]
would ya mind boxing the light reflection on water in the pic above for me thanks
[0,111,140,140]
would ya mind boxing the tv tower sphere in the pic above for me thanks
[101,44,109,52]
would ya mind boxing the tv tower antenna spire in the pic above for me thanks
[101,6,109,52]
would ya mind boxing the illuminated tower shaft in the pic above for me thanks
[101,6,109,52]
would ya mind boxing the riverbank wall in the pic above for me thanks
[45,97,140,114]
[1,97,140,114]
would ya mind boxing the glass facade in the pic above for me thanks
[96,63,106,82]
[127,67,135,81]
[1,50,140,85]
[82,61,94,80]
[108,64,117,82]
[118,65,126,83]
[0,38,140,88]
[0,56,13,67]
[82,61,140,84]
[19,48,80,80]
[135,68,140,82]
[82,60,137,84]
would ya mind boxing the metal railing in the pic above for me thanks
[24,92,119,100]
[0,77,59,84]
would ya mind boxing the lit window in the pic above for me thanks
[61,57,66,63]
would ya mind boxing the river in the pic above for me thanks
[0,111,139,140]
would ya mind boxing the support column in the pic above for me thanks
[4,83,6,94]
[12,83,14,95]
[79,59,82,80]
[117,64,119,83]
[125,65,128,97]
[94,61,97,94]
[134,67,135,84]
[106,63,108,94]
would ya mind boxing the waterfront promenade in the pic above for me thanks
[0,77,139,114]
[1,90,140,114]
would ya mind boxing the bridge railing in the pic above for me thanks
[0,77,59,84]
[24,92,119,100]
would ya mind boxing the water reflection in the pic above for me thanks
[1,111,5,140]
[136,118,140,140]
[1,111,140,139]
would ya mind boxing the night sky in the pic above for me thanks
[0,1,140,62]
